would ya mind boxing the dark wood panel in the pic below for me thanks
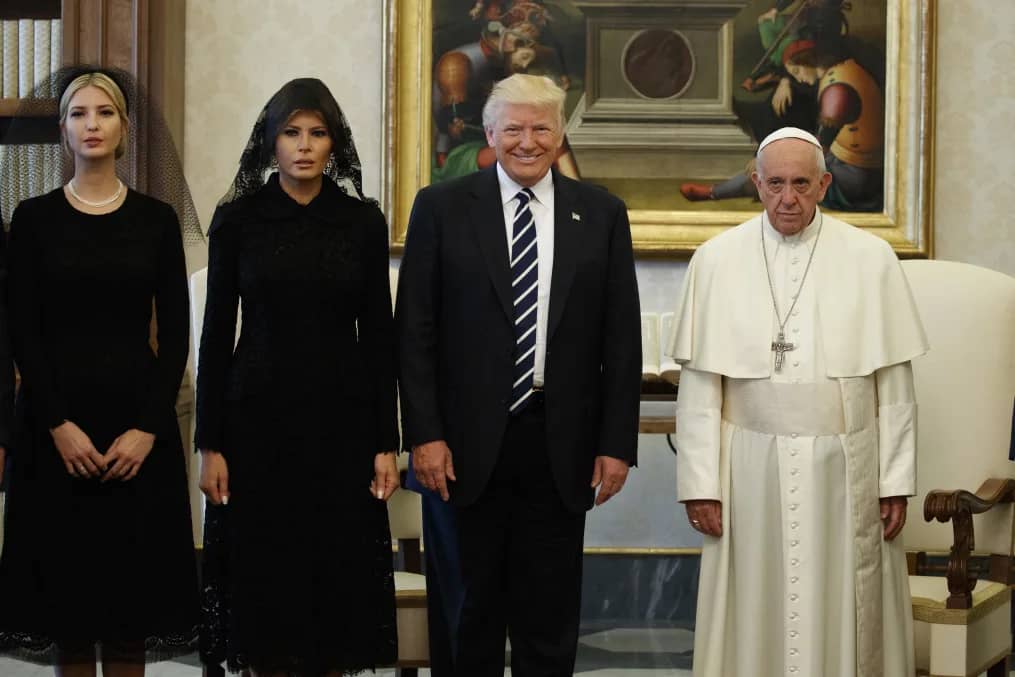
[0,118,60,144]
[0,0,61,20]
[0,98,57,117]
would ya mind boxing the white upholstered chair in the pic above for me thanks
[186,267,210,546]
[902,260,1015,677]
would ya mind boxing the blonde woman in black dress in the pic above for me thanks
[0,69,199,676]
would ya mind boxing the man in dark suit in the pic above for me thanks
[396,74,642,677]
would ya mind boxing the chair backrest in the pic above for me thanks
[901,260,1015,556]
[388,485,423,540]
[189,267,208,372]
[188,267,242,382]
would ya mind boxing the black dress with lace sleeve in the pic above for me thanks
[195,174,398,674]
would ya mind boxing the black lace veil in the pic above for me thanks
[218,77,374,207]
[0,65,204,246]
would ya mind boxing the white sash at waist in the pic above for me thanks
[721,378,845,436]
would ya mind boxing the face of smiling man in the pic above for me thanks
[485,102,563,187]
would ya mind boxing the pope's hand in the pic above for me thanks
[880,496,908,540]
[685,499,723,537]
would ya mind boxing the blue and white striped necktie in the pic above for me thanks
[510,188,538,414]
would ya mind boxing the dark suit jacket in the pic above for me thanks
[396,166,641,513]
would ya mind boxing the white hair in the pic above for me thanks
[482,74,565,131]
[755,141,826,177]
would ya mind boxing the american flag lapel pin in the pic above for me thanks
[572,212,581,221]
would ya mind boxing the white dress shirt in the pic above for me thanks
[496,164,554,387]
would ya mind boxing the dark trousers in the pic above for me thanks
[420,490,463,675]
[455,399,586,677]
[406,453,464,677]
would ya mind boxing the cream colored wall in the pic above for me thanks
[183,0,384,270]
[932,1,1015,275]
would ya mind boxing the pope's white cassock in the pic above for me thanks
[667,208,928,677]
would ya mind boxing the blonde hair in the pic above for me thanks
[482,74,565,131]
[59,72,129,159]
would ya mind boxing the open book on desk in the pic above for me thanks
[641,312,681,386]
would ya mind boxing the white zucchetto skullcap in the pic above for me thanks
[756,126,822,156]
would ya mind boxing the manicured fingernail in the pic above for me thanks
[377,491,383,499]
[221,496,229,505]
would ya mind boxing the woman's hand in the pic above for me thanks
[370,451,399,501]
[51,421,106,479]
[199,450,230,505]
[102,429,156,482]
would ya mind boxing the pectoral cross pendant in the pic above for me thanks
[771,331,796,372]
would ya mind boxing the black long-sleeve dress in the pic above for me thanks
[0,222,16,473]
[196,174,398,674]
[0,188,199,659]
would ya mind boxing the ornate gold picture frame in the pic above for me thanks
[382,0,935,258]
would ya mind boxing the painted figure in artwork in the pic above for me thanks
[432,0,579,182]
[682,0,884,212]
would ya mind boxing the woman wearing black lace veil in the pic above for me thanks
[196,78,399,675]
[0,66,200,673]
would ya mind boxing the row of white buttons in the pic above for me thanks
[787,442,803,672]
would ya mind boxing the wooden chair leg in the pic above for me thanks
[986,654,1009,677]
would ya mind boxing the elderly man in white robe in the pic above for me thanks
[668,127,928,677]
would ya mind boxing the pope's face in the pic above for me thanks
[751,138,832,236]
[485,102,563,187]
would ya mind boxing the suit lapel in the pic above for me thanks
[547,170,580,342]
[470,167,514,324]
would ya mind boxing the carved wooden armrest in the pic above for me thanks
[924,478,1015,609]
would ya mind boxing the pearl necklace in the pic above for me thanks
[67,179,124,208]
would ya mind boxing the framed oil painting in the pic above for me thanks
[383,0,935,257]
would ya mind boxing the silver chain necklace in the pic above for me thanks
[760,211,823,372]
[67,178,123,208]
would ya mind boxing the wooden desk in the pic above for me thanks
[639,379,677,434]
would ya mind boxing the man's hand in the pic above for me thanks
[370,451,399,501]
[412,440,456,501]
[199,450,230,505]
[685,499,723,537]
[102,429,156,482]
[51,420,106,479]
[591,455,629,506]
[880,495,908,541]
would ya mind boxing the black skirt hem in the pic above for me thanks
[0,627,199,665]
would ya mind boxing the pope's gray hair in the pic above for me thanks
[756,140,827,177]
